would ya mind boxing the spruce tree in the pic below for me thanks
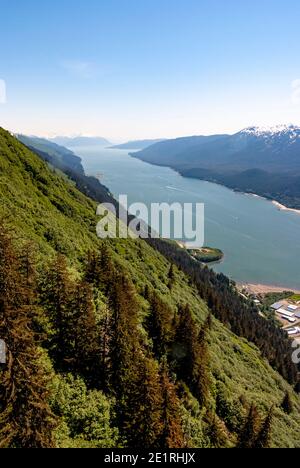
[236,404,260,449]
[146,292,174,358]
[19,242,42,330]
[168,264,176,290]
[99,244,115,294]
[124,356,164,448]
[174,305,210,407]
[108,273,141,393]
[281,391,293,415]
[84,250,102,287]
[194,316,211,407]
[205,311,213,331]
[0,224,56,448]
[39,254,75,369]
[107,274,141,413]
[107,274,186,448]
[19,242,36,300]
[143,284,151,301]
[84,244,115,294]
[72,280,103,387]
[294,379,300,394]
[206,413,228,448]
[159,359,186,448]
[174,304,198,383]
[254,407,273,449]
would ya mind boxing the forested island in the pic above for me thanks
[188,247,224,264]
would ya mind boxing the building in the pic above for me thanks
[287,304,298,312]
[287,327,300,336]
[277,308,294,318]
[282,317,297,324]
[270,302,284,311]
[271,300,300,326]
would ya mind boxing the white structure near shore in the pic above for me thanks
[271,300,300,331]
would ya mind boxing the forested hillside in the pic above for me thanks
[17,135,85,174]
[1,128,300,448]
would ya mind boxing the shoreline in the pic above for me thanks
[272,200,300,215]
[237,282,300,295]
[129,154,300,215]
[175,241,224,265]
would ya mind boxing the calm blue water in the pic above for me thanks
[71,145,300,289]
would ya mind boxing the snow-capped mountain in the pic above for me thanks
[133,125,300,209]
[134,124,300,173]
[240,124,300,138]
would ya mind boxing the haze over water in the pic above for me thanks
[73,145,300,290]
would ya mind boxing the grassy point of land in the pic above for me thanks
[188,246,224,264]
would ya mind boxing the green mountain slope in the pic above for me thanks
[1,127,300,448]
[16,134,85,174]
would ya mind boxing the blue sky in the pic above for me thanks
[0,0,300,140]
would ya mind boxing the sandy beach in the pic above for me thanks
[272,200,300,215]
[238,282,300,295]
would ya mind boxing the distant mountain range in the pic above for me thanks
[133,125,300,209]
[16,135,85,174]
[50,136,111,148]
[16,134,116,206]
[110,139,166,150]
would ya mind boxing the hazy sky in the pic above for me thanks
[1,0,300,140]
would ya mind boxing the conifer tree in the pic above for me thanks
[159,359,186,448]
[19,242,36,297]
[206,413,228,448]
[108,273,141,393]
[72,280,103,387]
[84,244,115,294]
[236,404,260,449]
[174,304,198,383]
[143,284,151,301]
[0,224,56,448]
[99,244,115,294]
[167,264,176,290]
[84,250,102,287]
[19,242,42,329]
[107,272,142,425]
[254,407,273,449]
[174,306,210,407]
[124,356,164,448]
[98,303,111,390]
[194,317,210,408]
[39,254,75,369]
[294,379,300,394]
[146,292,174,358]
[281,391,293,415]
[108,274,165,447]
[205,312,213,331]
[109,279,186,448]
